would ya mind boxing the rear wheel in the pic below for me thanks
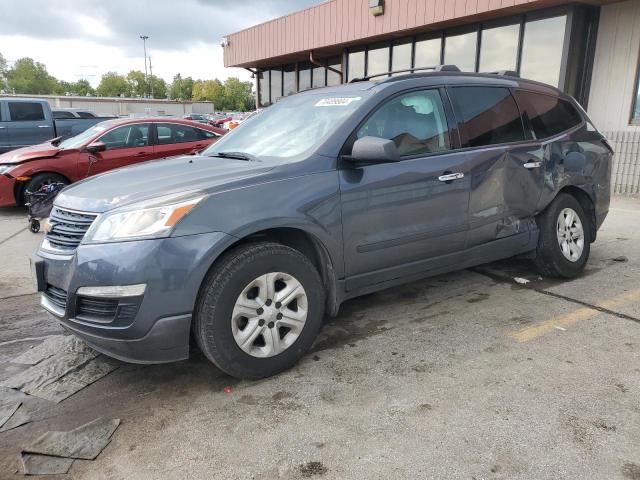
[534,193,591,278]
[21,173,69,205]
[194,242,325,379]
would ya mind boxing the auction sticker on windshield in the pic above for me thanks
[315,97,361,107]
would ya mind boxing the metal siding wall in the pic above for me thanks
[607,131,640,196]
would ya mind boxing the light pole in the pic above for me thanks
[140,35,149,98]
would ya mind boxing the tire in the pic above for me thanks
[22,173,69,205]
[534,193,591,278]
[194,242,326,379]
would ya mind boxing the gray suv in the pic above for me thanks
[31,68,612,379]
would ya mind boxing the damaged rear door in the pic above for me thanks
[447,85,544,249]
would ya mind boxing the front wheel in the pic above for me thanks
[194,242,325,379]
[534,193,591,278]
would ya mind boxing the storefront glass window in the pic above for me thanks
[367,42,390,77]
[259,70,270,107]
[347,48,365,81]
[632,72,640,124]
[414,35,441,69]
[312,65,326,88]
[270,69,282,103]
[298,63,312,91]
[480,23,520,72]
[327,56,342,86]
[520,15,567,87]
[445,31,477,72]
[283,65,296,96]
[392,39,413,74]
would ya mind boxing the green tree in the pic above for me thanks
[223,77,254,111]
[71,79,95,96]
[192,79,225,107]
[148,75,167,99]
[0,52,7,91]
[6,57,58,94]
[126,70,147,97]
[169,73,194,100]
[96,72,131,97]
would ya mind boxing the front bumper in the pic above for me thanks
[32,231,235,363]
[0,175,17,207]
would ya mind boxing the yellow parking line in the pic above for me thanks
[509,288,640,342]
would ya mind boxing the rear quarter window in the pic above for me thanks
[514,90,583,139]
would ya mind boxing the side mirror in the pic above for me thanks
[347,136,400,164]
[86,141,106,153]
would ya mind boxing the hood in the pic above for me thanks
[0,142,62,165]
[55,154,276,212]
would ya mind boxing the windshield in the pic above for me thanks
[58,122,113,150]
[202,92,369,159]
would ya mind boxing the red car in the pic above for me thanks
[0,118,226,207]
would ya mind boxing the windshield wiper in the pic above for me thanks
[208,151,257,161]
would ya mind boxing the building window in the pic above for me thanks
[367,42,390,78]
[270,68,282,103]
[298,63,312,91]
[312,64,326,88]
[283,65,296,96]
[520,15,567,87]
[480,23,520,72]
[347,47,365,81]
[633,65,640,125]
[327,56,342,86]
[444,31,477,71]
[259,70,270,107]
[414,35,441,69]
[391,39,412,74]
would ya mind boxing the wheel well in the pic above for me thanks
[211,227,340,316]
[14,171,71,206]
[558,186,597,242]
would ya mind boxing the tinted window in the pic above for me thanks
[9,102,45,121]
[520,16,567,87]
[444,31,477,72]
[449,87,524,147]
[53,111,76,119]
[157,123,209,145]
[356,90,450,156]
[99,124,150,150]
[514,91,583,139]
[480,23,519,72]
[76,111,96,118]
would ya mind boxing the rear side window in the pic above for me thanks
[449,87,524,148]
[77,111,96,118]
[9,102,45,121]
[514,91,583,139]
[156,123,211,145]
[356,89,451,156]
[53,111,75,119]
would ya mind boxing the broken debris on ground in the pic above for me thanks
[22,453,74,475]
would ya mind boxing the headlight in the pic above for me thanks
[83,192,206,244]
[0,165,13,175]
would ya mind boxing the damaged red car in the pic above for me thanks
[0,118,226,207]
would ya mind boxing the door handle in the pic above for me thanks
[438,172,465,182]
[523,161,543,169]
[37,125,50,128]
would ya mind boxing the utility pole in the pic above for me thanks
[140,35,149,98]
[149,56,155,98]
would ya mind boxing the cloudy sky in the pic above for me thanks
[0,0,321,86]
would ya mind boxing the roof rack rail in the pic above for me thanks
[488,70,520,78]
[349,65,461,83]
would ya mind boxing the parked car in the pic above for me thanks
[183,113,209,124]
[0,99,113,153]
[0,118,225,206]
[52,109,100,119]
[31,68,612,379]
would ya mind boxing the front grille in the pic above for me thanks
[75,296,141,324]
[44,284,68,309]
[45,207,97,251]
